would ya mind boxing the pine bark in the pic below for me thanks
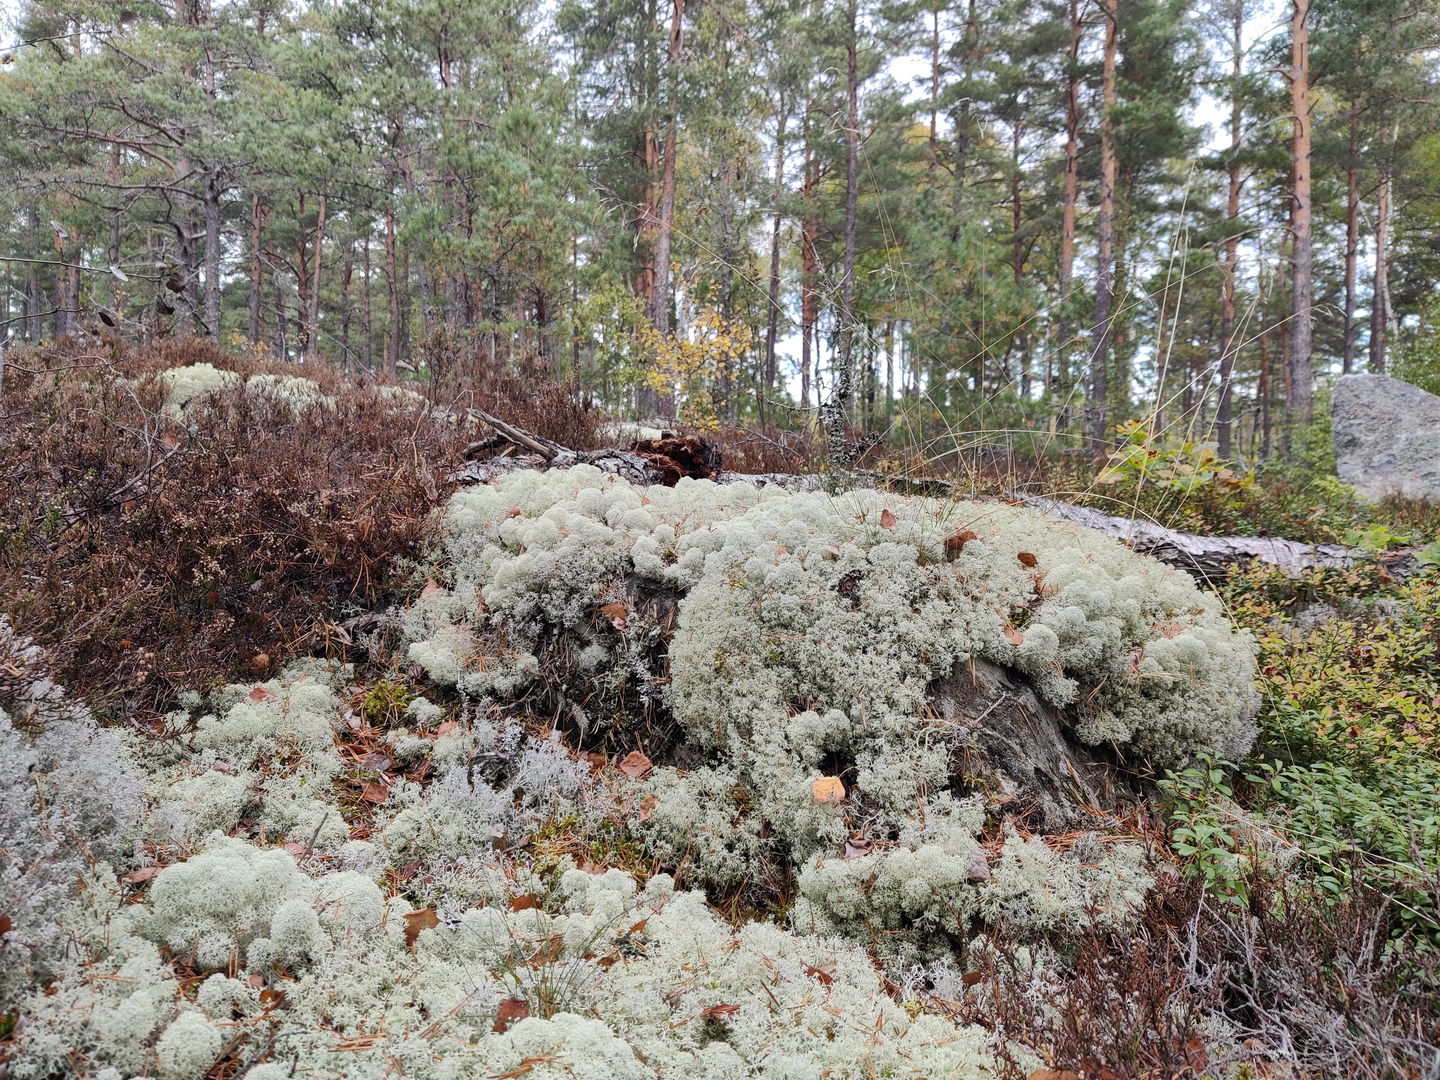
[1287,0,1314,424]
[1342,106,1360,374]
[1088,0,1118,452]
[1217,4,1243,458]
[1370,125,1394,374]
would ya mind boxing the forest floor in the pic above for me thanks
[1,338,1438,1080]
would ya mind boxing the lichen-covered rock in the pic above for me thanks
[1333,373,1440,501]
[405,468,1255,934]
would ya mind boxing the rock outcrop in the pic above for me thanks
[1333,373,1440,502]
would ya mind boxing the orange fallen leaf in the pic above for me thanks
[1003,624,1024,646]
[812,776,846,804]
[0,914,11,939]
[945,530,978,557]
[402,907,439,948]
[493,997,530,1033]
[618,750,653,778]
[599,602,628,628]
[1017,551,1038,567]
[879,508,897,529]
[806,963,835,987]
[508,895,542,912]
[962,971,984,987]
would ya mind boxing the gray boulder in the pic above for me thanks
[1332,373,1440,501]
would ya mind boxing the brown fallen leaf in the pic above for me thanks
[247,686,277,703]
[508,895,542,912]
[258,987,287,1010]
[360,782,388,804]
[945,530,978,557]
[245,653,270,674]
[879,508,897,529]
[247,973,266,990]
[419,578,442,601]
[121,866,161,885]
[700,1003,742,1022]
[0,914,11,939]
[1017,551,1038,567]
[493,997,531,1033]
[962,971,984,987]
[1029,1071,1082,1080]
[1003,624,1024,646]
[618,750,653,778]
[806,963,835,987]
[599,601,628,628]
[638,793,659,822]
[812,776,846,804]
[402,907,439,948]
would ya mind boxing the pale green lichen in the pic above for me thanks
[404,468,1253,939]
[9,852,1028,1078]
[156,361,242,410]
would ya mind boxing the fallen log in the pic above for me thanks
[452,412,1409,580]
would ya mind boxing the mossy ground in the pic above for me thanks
[1,354,1437,1078]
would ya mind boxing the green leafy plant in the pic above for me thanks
[1159,755,1252,907]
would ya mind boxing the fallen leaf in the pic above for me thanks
[879,508,897,529]
[360,782,388,804]
[700,1003,742,1022]
[402,907,439,948]
[246,653,270,674]
[1017,551,1038,567]
[508,895,542,912]
[1003,624,1025,646]
[842,838,871,859]
[434,720,458,738]
[121,866,161,885]
[258,987,287,1009]
[247,973,266,990]
[618,750,653,778]
[962,971,984,987]
[638,794,659,822]
[420,578,442,601]
[1029,1071,1082,1080]
[806,963,835,987]
[504,507,523,519]
[493,997,530,1033]
[945,530,978,557]
[0,914,11,939]
[599,601,628,628]
[812,776,846,804]
[967,848,992,881]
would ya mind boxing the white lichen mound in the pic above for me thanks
[8,852,1027,1079]
[154,363,334,415]
[0,618,142,1004]
[403,468,1254,943]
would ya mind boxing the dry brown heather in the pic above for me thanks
[0,338,483,716]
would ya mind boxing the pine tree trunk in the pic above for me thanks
[386,202,400,377]
[1058,0,1081,402]
[821,0,861,467]
[306,195,326,361]
[1217,4,1243,459]
[801,105,817,412]
[203,167,222,339]
[248,194,264,345]
[1370,125,1393,375]
[1088,0,1118,452]
[1288,0,1314,424]
[1342,106,1360,374]
[648,0,684,338]
[763,98,788,423]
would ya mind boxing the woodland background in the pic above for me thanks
[3,0,1439,457]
